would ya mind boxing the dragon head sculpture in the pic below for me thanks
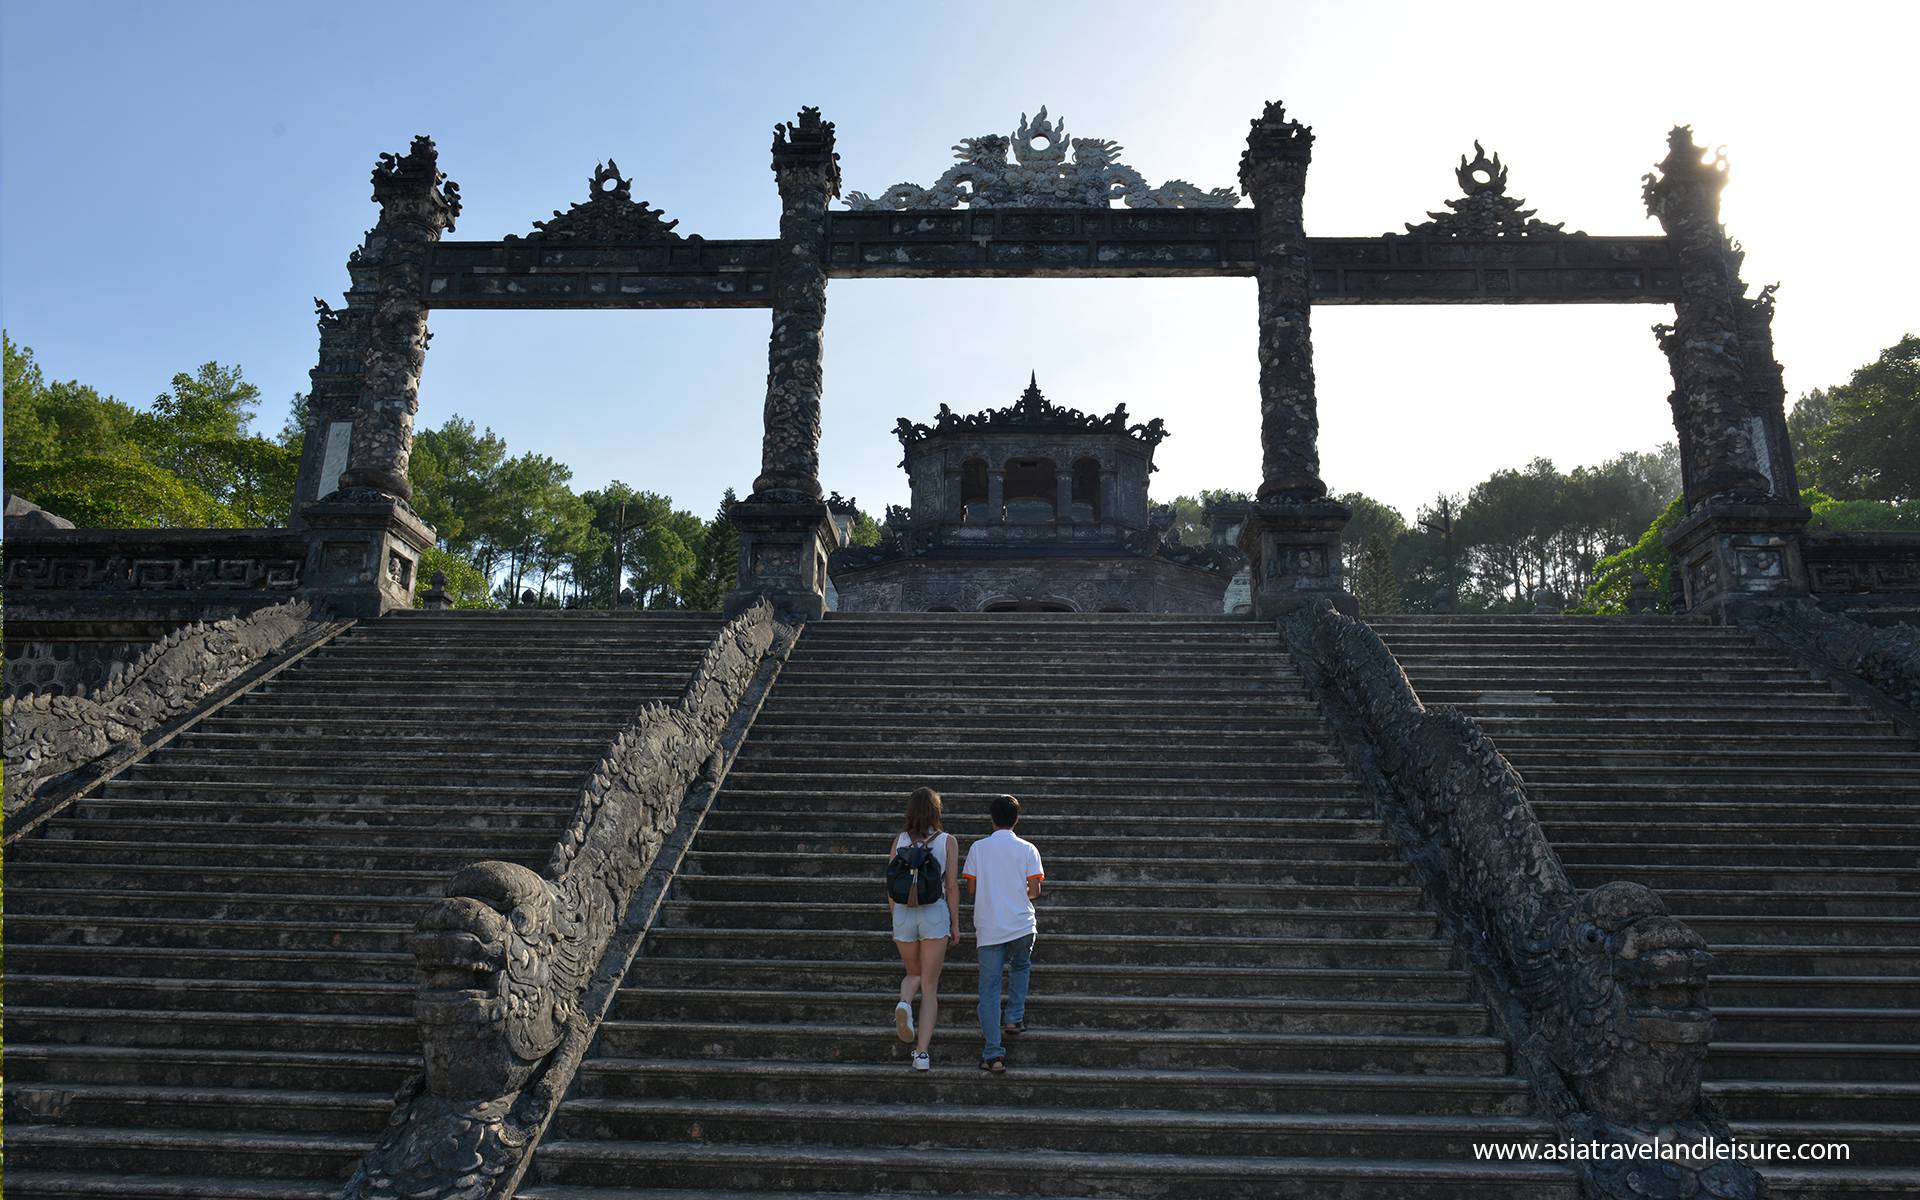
[1538,881,1715,1123]
[413,860,590,1101]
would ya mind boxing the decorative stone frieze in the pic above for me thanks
[845,106,1237,210]
[513,160,687,243]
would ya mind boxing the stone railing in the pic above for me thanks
[1280,601,1762,1200]
[1741,599,1920,733]
[340,602,789,1200]
[3,601,339,831]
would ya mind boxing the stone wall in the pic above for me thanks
[832,553,1229,613]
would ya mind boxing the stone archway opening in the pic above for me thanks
[1002,457,1058,524]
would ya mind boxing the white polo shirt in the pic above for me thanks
[961,827,1045,948]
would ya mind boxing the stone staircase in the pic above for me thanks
[4,610,722,1200]
[1372,614,1920,1198]
[519,612,1574,1199]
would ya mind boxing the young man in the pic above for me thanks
[960,793,1044,1073]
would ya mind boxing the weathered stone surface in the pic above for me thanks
[1643,127,1772,506]
[340,603,780,1200]
[1281,602,1761,1200]
[752,109,837,504]
[515,160,685,243]
[1743,599,1920,724]
[1241,102,1324,503]
[845,106,1237,210]
[338,136,460,503]
[3,601,319,816]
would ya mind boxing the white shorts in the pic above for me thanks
[891,898,951,943]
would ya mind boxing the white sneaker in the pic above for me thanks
[911,1049,930,1071]
[894,1001,915,1043]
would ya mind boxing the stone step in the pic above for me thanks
[1522,765,1920,786]
[7,840,547,873]
[1710,975,1920,1009]
[1707,1041,1920,1083]
[778,651,1294,669]
[681,850,1411,887]
[524,1140,1576,1199]
[1540,821,1920,847]
[706,794,1378,821]
[641,929,1452,969]
[253,675,682,699]
[0,1170,340,1200]
[719,756,1354,783]
[5,1124,384,1182]
[5,914,413,954]
[716,772,1364,797]
[92,781,580,805]
[669,874,1420,910]
[6,974,413,1016]
[7,890,443,926]
[1714,1006,1920,1044]
[1712,1079,1920,1123]
[1534,802,1920,827]
[2,861,451,899]
[591,1018,1511,1074]
[661,900,1439,940]
[690,831,1394,862]
[268,666,695,688]
[1569,863,1920,894]
[4,1082,391,1137]
[3,944,412,984]
[758,680,1312,700]
[1557,842,1920,868]
[624,957,1472,1001]
[34,817,568,851]
[1701,944,1920,977]
[1473,714,1899,734]
[6,1007,415,1055]
[548,1097,1546,1159]
[746,713,1337,734]
[3,1043,413,1093]
[1419,688,1852,708]
[1659,890,1920,919]
[57,797,579,830]
[174,729,617,754]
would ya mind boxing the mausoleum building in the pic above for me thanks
[829,375,1238,612]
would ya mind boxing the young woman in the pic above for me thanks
[887,785,961,1071]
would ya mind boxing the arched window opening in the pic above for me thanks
[960,458,989,523]
[1071,457,1102,522]
[1002,457,1057,525]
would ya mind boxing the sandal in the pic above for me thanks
[1003,1020,1027,1036]
[979,1055,1006,1073]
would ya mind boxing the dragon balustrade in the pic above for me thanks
[1281,601,1764,1200]
[340,601,787,1200]
[2,600,335,829]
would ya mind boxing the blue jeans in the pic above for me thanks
[976,933,1033,1061]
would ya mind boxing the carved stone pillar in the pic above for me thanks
[337,136,460,502]
[289,301,372,528]
[987,468,1006,523]
[1054,470,1073,524]
[1237,102,1352,617]
[1644,127,1808,619]
[1100,469,1118,527]
[751,107,838,502]
[1241,101,1324,503]
[729,109,841,621]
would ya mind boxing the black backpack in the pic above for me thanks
[887,835,944,906]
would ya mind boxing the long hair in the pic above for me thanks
[903,786,944,843]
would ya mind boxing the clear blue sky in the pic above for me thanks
[5,1,1915,522]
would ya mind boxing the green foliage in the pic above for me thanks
[1352,534,1400,615]
[1803,489,1920,532]
[1575,496,1684,615]
[1791,334,1920,502]
[848,508,883,548]
[1335,492,1407,578]
[3,333,298,528]
[413,546,495,609]
[683,490,742,612]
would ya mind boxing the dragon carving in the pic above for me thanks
[342,603,779,1200]
[846,107,1238,210]
[3,601,320,817]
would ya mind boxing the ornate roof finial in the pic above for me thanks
[370,134,461,231]
[515,159,687,242]
[1404,141,1574,238]
[773,106,842,197]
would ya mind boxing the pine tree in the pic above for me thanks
[682,489,741,611]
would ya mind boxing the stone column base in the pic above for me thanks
[298,491,436,619]
[1239,497,1356,618]
[1663,498,1811,621]
[725,499,838,622]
